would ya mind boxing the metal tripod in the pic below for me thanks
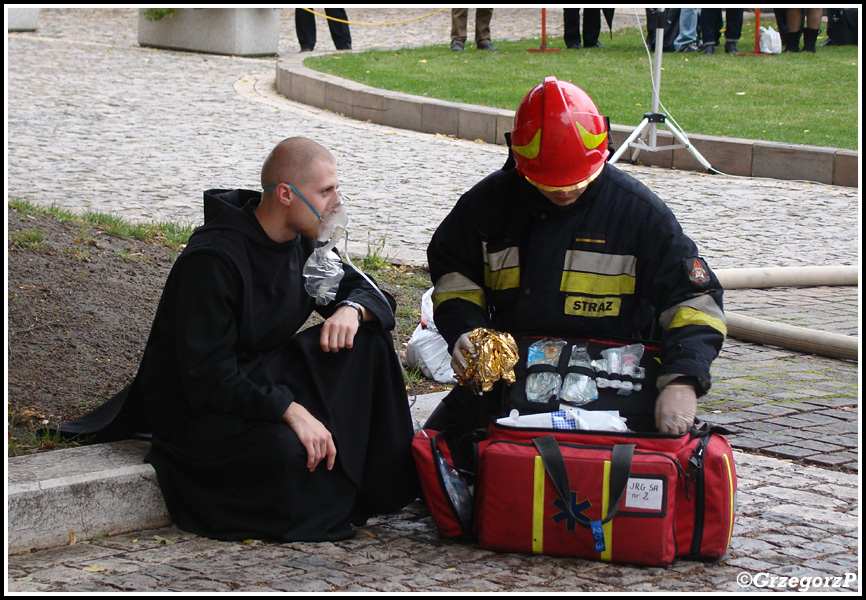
[609,12,713,171]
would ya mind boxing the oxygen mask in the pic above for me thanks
[317,200,348,252]
[304,197,349,305]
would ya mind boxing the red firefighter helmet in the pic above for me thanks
[510,76,610,191]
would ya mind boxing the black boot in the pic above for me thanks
[802,27,819,52]
[784,30,802,52]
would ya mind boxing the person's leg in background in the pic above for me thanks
[295,8,317,51]
[801,8,824,52]
[723,8,744,54]
[451,8,468,51]
[324,8,352,50]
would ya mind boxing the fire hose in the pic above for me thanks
[715,266,858,361]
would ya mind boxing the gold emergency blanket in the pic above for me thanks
[456,328,519,392]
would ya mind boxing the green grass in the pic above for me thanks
[9,229,46,249]
[9,199,195,250]
[8,424,92,457]
[305,23,859,150]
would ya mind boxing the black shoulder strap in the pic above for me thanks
[532,435,634,526]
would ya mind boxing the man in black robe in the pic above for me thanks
[62,137,419,542]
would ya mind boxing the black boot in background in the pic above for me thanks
[802,27,820,52]
[784,30,802,52]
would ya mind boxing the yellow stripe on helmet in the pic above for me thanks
[512,128,541,160]
[577,121,608,150]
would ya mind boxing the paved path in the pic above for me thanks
[7,449,860,593]
[6,8,860,593]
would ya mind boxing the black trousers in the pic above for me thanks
[564,8,602,48]
[295,8,352,50]
[700,8,744,45]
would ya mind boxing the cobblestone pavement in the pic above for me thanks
[7,450,860,593]
[6,9,861,593]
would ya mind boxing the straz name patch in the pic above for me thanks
[565,296,621,317]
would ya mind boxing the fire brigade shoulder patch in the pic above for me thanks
[684,257,712,288]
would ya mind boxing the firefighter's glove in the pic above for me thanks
[450,332,474,379]
[655,382,697,435]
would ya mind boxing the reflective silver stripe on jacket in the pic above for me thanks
[483,242,520,291]
[561,250,637,296]
[659,293,727,336]
[432,272,486,309]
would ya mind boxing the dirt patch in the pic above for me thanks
[7,206,450,456]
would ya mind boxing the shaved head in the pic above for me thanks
[261,137,336,190]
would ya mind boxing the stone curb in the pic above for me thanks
[8,440,171,555]
[7,7,40,32]
[275,54,858,188]
[5,386,854,557]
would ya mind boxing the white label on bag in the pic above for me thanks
[625,478,663,511]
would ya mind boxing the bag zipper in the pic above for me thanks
[687,433,712,556]
[486,439,686,478]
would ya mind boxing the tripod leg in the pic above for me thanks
[609,118,649,164]
[664,123,713,171]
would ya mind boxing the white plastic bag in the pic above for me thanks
[759,26,782,54]
[405,287,456,383]
[420,287,437,331]
[405,325,456,383]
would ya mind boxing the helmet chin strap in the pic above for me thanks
[524,162,604,193]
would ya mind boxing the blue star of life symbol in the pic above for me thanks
[551,492,592,531]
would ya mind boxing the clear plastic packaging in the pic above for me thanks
[435,446,473,529]
[303,203,349,305]
[600,344,645,395]
[525,338,566,403]
[560,343,598,406]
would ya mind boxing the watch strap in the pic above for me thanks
[337,300,363,322]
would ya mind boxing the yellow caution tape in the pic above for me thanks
[300,7,449,27]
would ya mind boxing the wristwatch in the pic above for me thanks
[337,300,364,322]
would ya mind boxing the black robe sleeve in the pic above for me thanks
[314,253,398,331]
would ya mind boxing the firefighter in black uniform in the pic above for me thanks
[425,77,726,436]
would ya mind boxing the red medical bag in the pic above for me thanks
[473,422,737,565]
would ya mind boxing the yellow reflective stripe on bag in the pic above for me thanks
[531,455,614,559]
[532,456,545,554]
[724,454,735,550]
[601,460,613,561]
